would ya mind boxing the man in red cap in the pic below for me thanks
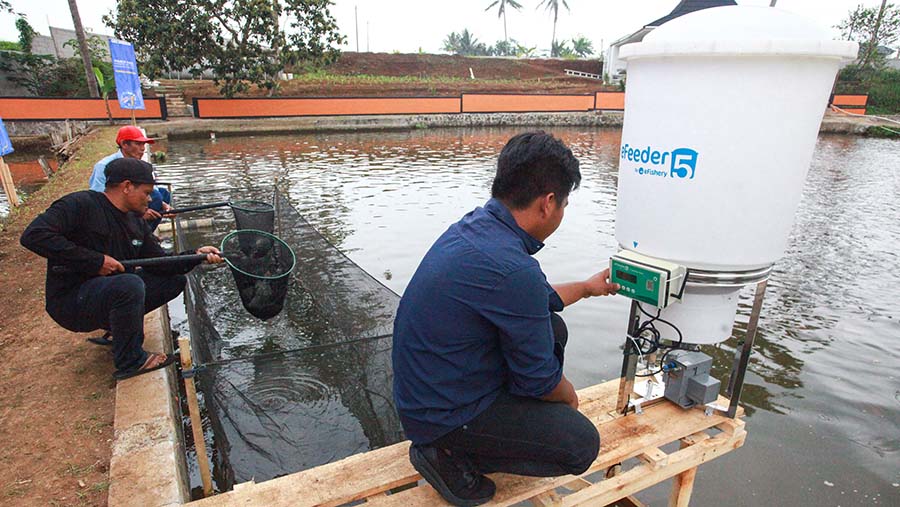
[89,126,171,229]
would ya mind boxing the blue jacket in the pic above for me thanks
[392,198,564,444]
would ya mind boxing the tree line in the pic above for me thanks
[441,29,593,58]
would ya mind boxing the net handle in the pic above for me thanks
[120,253,221,268]
[165,201,231,215]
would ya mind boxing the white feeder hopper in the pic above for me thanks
[613,6,857,344]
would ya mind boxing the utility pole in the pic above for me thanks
[355,5,359,52]
[366,21,370,52]
[67,0,99,97]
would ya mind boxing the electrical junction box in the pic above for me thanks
[662,350,721,409]
[610,250,687,308]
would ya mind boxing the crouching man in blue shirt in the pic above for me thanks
[393,131,620,506]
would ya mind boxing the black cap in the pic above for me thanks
[105,158,157,186]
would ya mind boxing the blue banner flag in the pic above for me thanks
[0,118,12,157]
[109,39,145,110]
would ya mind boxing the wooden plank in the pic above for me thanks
[680,432,710,447]
[715,418,745,436]
[0,157,19,207]
[531,490,562,506]
[561,478,592,492]
[613,496,648,507]
[179,337,213,497]
[190,381,744,507]
[637,448,668,470]
[558,429,746,506]
[190,441,418,507]
[360,398,744,506]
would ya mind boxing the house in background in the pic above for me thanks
[605,0,737,83]
[31,26,113,62]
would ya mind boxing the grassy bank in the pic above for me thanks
[0,125,123,506]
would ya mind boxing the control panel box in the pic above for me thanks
[610,250,687,308]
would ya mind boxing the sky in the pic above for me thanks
[0,0,876,55]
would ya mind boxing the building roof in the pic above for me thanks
[647,0,738,28]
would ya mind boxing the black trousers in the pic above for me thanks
[51,271,185,373]
[432,314,600,477]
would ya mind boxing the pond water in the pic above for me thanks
[0,155,56,217]
[159,127,899,505]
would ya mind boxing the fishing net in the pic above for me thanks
[229,200,274,233]
[220,229,295,321]
[174,187,402,489]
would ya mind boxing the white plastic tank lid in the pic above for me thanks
[620,5,858,60]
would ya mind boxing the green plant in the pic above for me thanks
[836,64,900,114]
[836,2,900,69]
[551,40,575,58]
[105,0,345,98]
[0,40,19,51]
[570,35,594,57]
[443,29,491,56]
[515,42,536,58]
[15,18,34,52]
[93,66,116,123]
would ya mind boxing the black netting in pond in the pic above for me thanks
[175,187,403,490]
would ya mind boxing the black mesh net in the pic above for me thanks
[229,200,275,233]
[220,229,295,321]
[174,187,402,490]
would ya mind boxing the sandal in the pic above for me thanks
[87,331,113,347]
[114,353,177,380]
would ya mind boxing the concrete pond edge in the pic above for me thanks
[108,307,191,506]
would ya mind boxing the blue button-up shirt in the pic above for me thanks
[88,151,123,191]
[393,198,565,444]
[89,151,164,204]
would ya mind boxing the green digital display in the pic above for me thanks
[610,257,665,307]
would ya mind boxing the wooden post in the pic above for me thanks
[668,440,699,507]
[0,156,20,207]
[178,336,214,497]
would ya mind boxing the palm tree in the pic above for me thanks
[538,0,570,57]
[67,0,99,97]
[570,36,594,58]
[485,0,523,44]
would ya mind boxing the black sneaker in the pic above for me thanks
[409,445,495,507]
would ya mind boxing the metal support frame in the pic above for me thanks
[725,280,767,418]
[615,300,642,414]
[615,280,769,419]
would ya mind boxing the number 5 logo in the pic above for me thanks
[670,148,698,179]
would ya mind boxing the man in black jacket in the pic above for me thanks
[21,158,223,380]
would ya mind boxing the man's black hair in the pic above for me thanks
[491,131,581,209]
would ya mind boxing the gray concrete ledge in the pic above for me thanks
[9,111,891,139]
[149,111,624,140]
[108,307,190,506]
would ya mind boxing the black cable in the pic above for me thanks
[631,302,686,377]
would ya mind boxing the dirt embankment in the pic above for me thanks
[0,127,120,506]
[325,52,603,80]
[168,52,614,101]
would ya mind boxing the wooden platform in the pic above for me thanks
[190,379,746,506]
